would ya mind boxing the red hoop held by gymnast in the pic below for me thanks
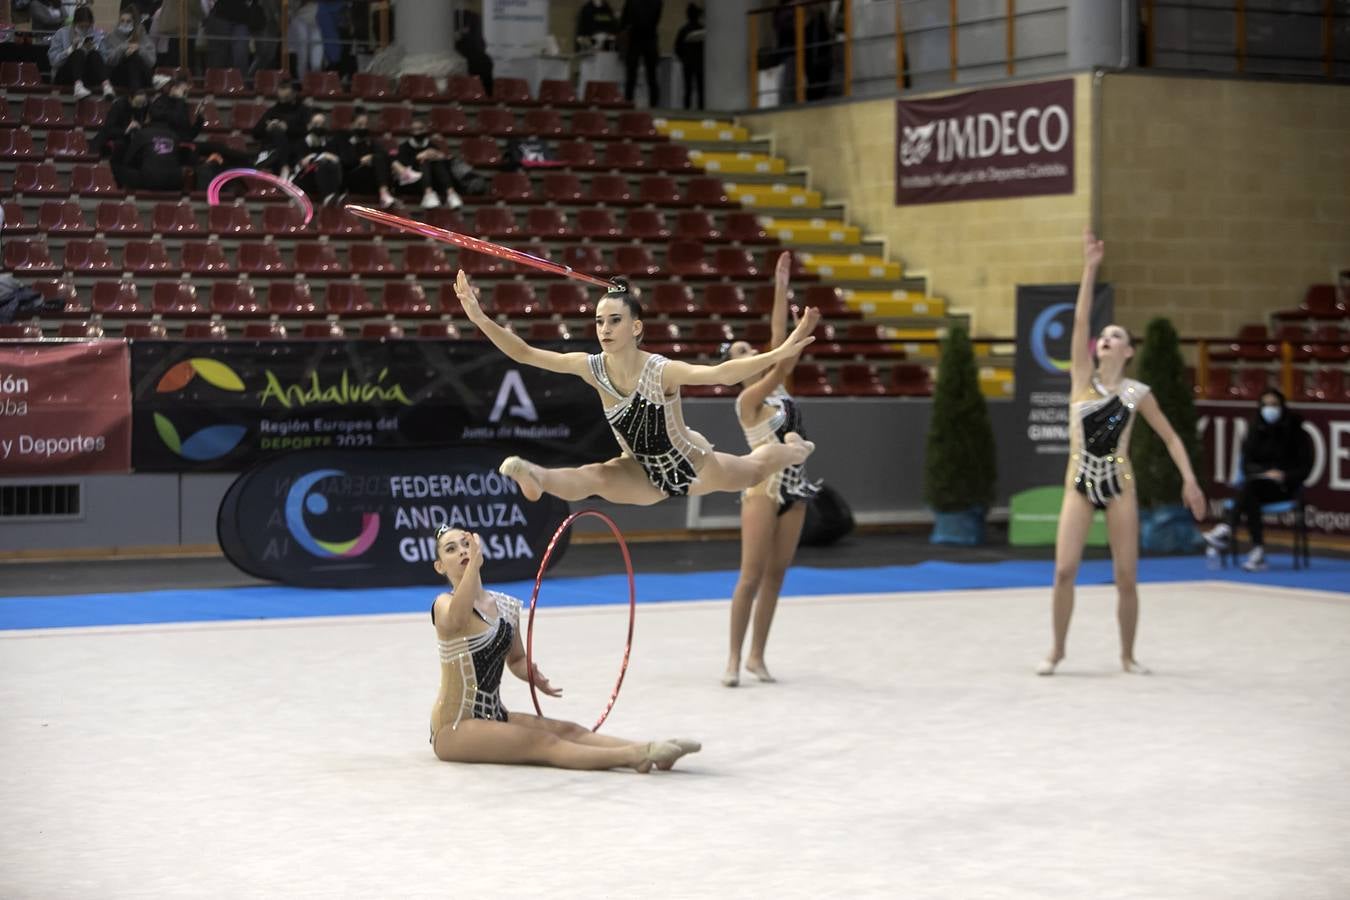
[525,510,636,732]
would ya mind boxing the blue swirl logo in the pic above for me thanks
[284,469,380,558]
[1030,302,1075,375]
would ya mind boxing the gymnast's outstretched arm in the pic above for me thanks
[1071,229,1104,392]
[452,270,592,378]
[664,306,820,390]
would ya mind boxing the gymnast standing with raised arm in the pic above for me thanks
[1038,230,1206,676]
[451,270,820,506]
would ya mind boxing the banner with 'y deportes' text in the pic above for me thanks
[0,341,132,475]
[129,340,618,472]
[897,78,1075,205]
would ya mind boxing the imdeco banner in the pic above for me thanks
[896,78,1075,205]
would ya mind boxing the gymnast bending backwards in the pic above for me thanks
[1038,229,1206,676]
[430,525,699,771]
[451,269,820,505]
[720,252,821,687]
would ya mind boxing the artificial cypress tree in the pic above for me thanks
[1130,317,1201,508]
[923,326,997,514]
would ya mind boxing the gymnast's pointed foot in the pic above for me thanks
[746,659,776,683]
[656,738,702,771]
[499,456,543,502]
[635,740,683,774]
[1122,658,1152,675]
[1036,655,1063,676]
[721,663,740,687]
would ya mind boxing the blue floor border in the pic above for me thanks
[1,554,1344,631]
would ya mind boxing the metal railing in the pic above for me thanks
[1143,0,1348,78]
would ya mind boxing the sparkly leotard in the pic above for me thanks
[1066,376,1150,509]
[589,352,712,497]
[430,590,520,740]
[738,387,821,513]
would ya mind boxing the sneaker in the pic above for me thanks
[421,190,442,210]
[396,166,423,187]
[72,80,92,101]
[1202,522,1231,550]
[1241,546,1267,572]
[101,81,116,99]
[378,189,398,209]
[446,189,464,210]
[152,73,172,91]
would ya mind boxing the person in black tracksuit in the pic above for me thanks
[93,88,150,161]
[291,111,346,204]
[332,108,399,208]
[673,3,704,109]
[252,82,313,176]
[620,0,662,107]
[1203,387,1314,571]
[117,108,185,192]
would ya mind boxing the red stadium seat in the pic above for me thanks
[91,279,145,314]
[253,69,284,95]
[303,71,342,98]
[714,247,760,278]
[843,323,895,358]
[528,322,572,342]
[576,207,622,239]
[327,282,375,314]
[446,75,488,104]
[459,249,507,277]
[525,207,571,238]
[889,363,933,397]
[210,281,262,314]
[0,61,43,90]
[267,281,319,315]
[398,74,440,101]
[492,77,534,105]
[725,211,773,244]
[95,200,146,234]
[242,319,289,340]
[421,209,467,232]
[383,281,436,314]
[704,284,755,318]
[238,241,289,274]
[152,201,202,235]
[1233,367,1274,400]
[75,98,109,128]
[691,320,734,346]
[13,162,64,195]
[474,206,520,238]
[38,200,90,234]
[588,173,632,203]
[301,320,347,340]
[63,239,118,273]
[230,101,265,132]
[613,245,660,277]
[547,283,592,317]
[602,141,647,171]
[617,111,658,139]
[840,363,890,396]
[183,320,230,340]
[651,283,699,317]
[675,211,720,241]
[687,177,730,206]
[537,79,582,107]
[792,363,836,396]
[196,99,224,131]
[491,171,534,202]
[152,281,205,315]
[22,96,69,128]
[71,164,124,197]
[58,320,107,339]
[583,81,626,108]
[521,108,564,138]
[462,136,502,168]
[476,107,518,137]
[315,204,367,236]
[417,320,461,339]
[181,240,233,273]
[361,320,406,340]
[666,240,713,277]
[0,127,41,160]
[0,200,34,234]
[122,320,168,339]
[803,284,849,314]
[556,139,599,169]
[295,241,344,274]
[570,109,612,139]
[208,203,255,235]
[205,67,246,95]
[541,172,585,203]
[123,240,174,273]
[353,72,393,100]
[562,245,607,276]
[430,106,474,136]
[349,241,398,274]
[263,204,310,235]
[651,143,694,172]
[491,282,543,317]
[623,209,670,241]
[377,105,413,134]
[404,243,453,275]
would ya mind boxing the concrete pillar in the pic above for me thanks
[1068,0,1130,69]
[393,0,459,75]
[705,0,750,111]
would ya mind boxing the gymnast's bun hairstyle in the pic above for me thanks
[603,277,644,343]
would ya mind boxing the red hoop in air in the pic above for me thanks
[525,510,636,732]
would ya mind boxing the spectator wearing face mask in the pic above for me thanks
[102,4,159,93]
[332,108,399,209]
[93,87,151,160]
[397,120,462,210]
[48,6,116,101]
[252,81,313,178]
[117,105,187,192]
[291,111,347,206]
[1203,388,1313,572]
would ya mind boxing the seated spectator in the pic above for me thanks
[116,105,187,192]
[48,6,116,101]
[252,80,312,178]
[332,107,399,209]
[576,0,619,51]
[102,4,159,93]
[398,119,462,210]
[92,86,151,162]
[1203,388,1314,572]
[148,75,204,144]
[292,111,346,205]
[30,0,67,31]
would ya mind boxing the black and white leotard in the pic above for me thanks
[737,387,821,511]
[1067,376,1150,509]
[589,352,712,497]
[430,590,520,738]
